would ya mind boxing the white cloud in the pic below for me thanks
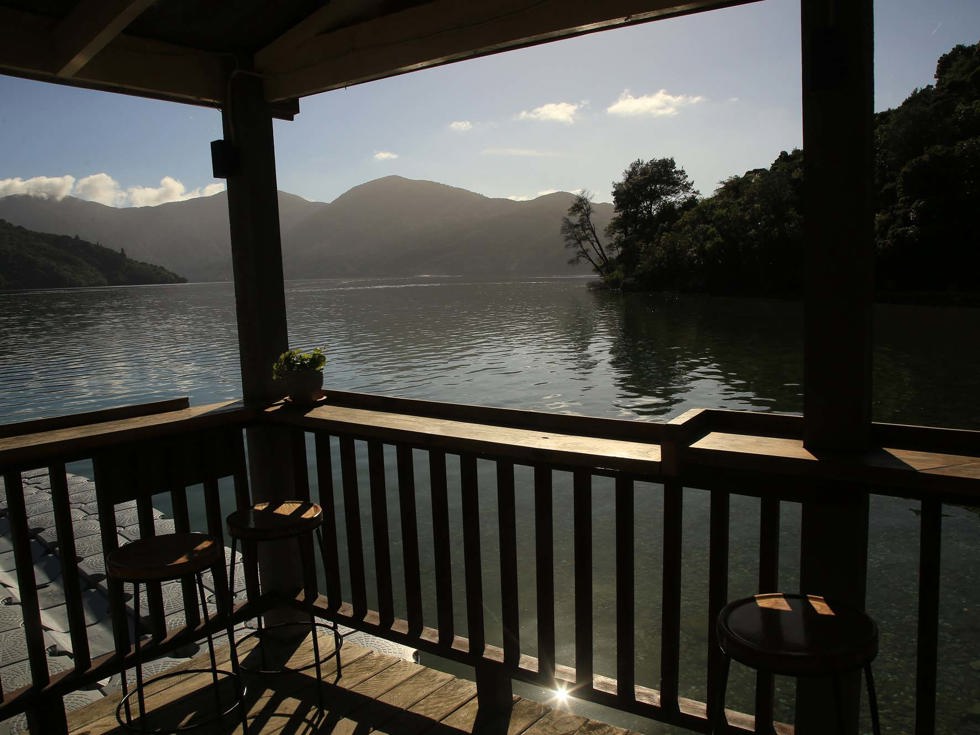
[481,148,559,158]
[0,172,225,207]
[449,120,472,132]
[127,176,224,207]
[518,102,580,124]
[606,89,705,118]
[507,188,564,202]
[374,151,399,160]
[75,173,125,206]
[0,175,75,201]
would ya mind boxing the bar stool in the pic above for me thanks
[713,593,880,735]
[226,500,342,709]
[107,532,248,733]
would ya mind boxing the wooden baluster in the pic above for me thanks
[916,497,941,735]
[48,462,91,670]
[230,428,252,511]
[291,428,312,501]
[573,469,593,692]
[167,449,199,629]
[460,454,484,654]
[339,437,368,618]
[396,445,423,636]
[93,455,131,694]
[293,429,317,599]
[535,465,555,684]
[429,449,454,645]
[616,476,635,701]
[135,462,165,641]
[706,491,730,724]
[660,480,683,714]
[497,460,520,667]
[315,434,343,610]
[3,471,67,732]
[755,496,781,733]
[368,441,394,628]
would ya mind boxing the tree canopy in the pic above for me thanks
[564,41,980,302]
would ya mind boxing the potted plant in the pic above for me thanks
[272,347,326,404]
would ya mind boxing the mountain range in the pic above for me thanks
[0,176,613,282]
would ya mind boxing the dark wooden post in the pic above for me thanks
[222,69,289,408]
[802,0,875,451]
[222,69,299,608]
[475,661,513,735]
[798,0,874,732]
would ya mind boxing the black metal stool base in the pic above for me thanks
[239,620,343,675]
[115,667,247,733]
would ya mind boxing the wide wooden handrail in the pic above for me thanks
[264,398,664,476]
[0,399,255,470]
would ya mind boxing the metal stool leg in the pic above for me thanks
[133,581,148,732]
[307,530,324,709]
[117,580,134,727]
[196,572,223,711]
[315,528,343,677]
[864,664,881,735]
[216,551,249,735]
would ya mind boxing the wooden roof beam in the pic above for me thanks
[257,0,758,101]
[52,0,157,78]
[0,6,228,108]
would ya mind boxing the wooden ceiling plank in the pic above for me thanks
[259,0,756,101]
[74,34,228,106]
[258,0,389,72]
[0,7,57,76]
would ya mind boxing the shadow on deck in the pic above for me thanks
[67,633,625,735]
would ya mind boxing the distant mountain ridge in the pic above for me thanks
[0,177,613,282]
[0,219,185,289]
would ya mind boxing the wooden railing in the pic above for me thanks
[0,399,257,732]
[0,394,978,734]
[268,391,980,735]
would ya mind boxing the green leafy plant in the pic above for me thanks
[272,347,326,380]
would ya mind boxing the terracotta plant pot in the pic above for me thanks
[283,370,323,404]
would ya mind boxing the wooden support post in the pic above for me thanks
[222,68,298,613]
[801,0,875,452]
[223,69,289,408]
[475,661,513,735]
[798,0,874,732]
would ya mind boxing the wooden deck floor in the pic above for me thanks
[67,633,632,735]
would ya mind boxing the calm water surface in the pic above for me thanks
[1,278,979,733]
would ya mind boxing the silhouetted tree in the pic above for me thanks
[561,193,613,277]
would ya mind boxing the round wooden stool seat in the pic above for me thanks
[226,501,323,541]
[107,532,222,583]
[717,593,878,676]
[713,593,881,735]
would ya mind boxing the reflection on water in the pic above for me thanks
[1,278,979,733]
[2,278,978,428]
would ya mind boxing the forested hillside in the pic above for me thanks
[0,219,185,289]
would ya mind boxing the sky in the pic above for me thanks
[0,0,978,207]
